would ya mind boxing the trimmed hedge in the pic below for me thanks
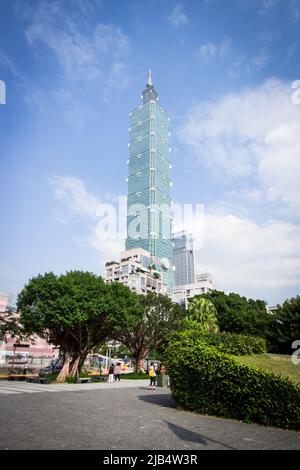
[179,323,267,355]
[200,331,267,355]
[164,333,300,430]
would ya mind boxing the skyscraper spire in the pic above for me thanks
[142,69,157,104]
[126,71,174,294]
[147,69,153,86]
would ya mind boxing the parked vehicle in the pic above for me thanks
[39,357,63,376]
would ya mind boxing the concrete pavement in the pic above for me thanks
[0,381,299,450]
[0,378,148,395]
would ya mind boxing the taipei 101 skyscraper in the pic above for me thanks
[125,71,174,292]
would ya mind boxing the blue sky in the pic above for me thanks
[0,0,300,305]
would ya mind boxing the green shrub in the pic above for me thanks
[200,331,267,355]
[122,373,148,380]
[177,326,267,355]
[164,333,300,430]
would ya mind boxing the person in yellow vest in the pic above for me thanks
[149,362,157,390]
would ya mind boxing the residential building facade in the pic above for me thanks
[105,248,168,296]
[173,273,214,309]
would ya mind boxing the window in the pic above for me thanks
[121,265,128,275]
[141,255,150,269]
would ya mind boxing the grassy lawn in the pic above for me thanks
[121,373,149,380]
[235,354,300,384]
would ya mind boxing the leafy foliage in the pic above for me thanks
[187,297,219,333]
[200,332,267,355]
[199,290,271,338]
[268,296,300,353]
[174,327,267,355]
[0,314,23,342]
[164,330,300,430]
[119,292,183,372]
[16,271,139,380]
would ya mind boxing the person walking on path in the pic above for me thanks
[108,363,115,383]
[149,362,157,390]
[114,363,121,382]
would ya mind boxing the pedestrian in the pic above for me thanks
[108,363,115,383]
[114,362,121,382]
[149,362,157,390]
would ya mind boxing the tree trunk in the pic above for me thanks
[69,351,89,377]
[57,351,71,382]
[69,354,80,378]
[78,352,88,371]
[134,350,148,373]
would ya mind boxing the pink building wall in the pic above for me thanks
[3,336,59,358]
[1,311,59,359]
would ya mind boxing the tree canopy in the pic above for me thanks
[119,292,183,372]
[199,290,270,338]
[268,295,300,353]
[17,271,139,381]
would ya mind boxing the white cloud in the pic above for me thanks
[251,50,269,69]
[50,176,99,219]
[168,4,189,27]
[261,0,280,10]
[180,79,300,213]
[49,176,300,301]
[197,39,231,63]
[25,4,129,84]
[290,0,300,22]
[0,51,20,78]
[15,0,130,120]
[195,212,300,294]
[258,0,300,22]
[225,188,263,202]
[49,175,123,272]
[258,0,281,16]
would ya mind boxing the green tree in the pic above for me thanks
[269,296,300,353]
[119,292,183,372]
[0,314,20,342]
[17,271,139,381]
[199,290,271,338]
[187,297,219,333]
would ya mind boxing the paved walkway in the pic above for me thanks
[0,381,299,450]
[0,379,148,395]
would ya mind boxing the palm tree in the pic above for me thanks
[188,297,219,333]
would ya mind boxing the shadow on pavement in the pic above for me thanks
[138,392,177,409]
[163,421,237,450]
